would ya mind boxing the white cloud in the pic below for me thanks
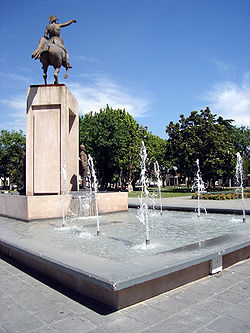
[68,75,150,117]
[0,94,26,131]
[206,73,250,127]
[1,94,26,112]
[73,55,100,63]
[210,58,235,72]
[0,72,30,82]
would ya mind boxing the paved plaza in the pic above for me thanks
[0,256,249,333]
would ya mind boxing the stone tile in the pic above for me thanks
[191,278,227,295]
[124,302,148,313]
[0,261,20,273]
[175,307,220,326]
[100,316,148,333]
[50,314,96,333]
[213,269,247,282]
[63,299,90,314]
[28,326,58,333]
[0,275,31,295]
[240,297,250,307]
[192,297,235,315]
[193,328,217,332]
[224,302,250,323]
[229,282,250,296]
[124,304,169,325]
[151,296,189,314]
[82,308,124,326]
[35,303,75,324]
[209,273,244,288]
[0,303,44,333]
[168,288,210,305]
[0,294,16,315]
[207,314,250,333]
[0,266,13,277]
[0,323,8,333]
[215,289,249,305]
[243,276,250,284]
[227,261,250,276]
[39,286,72,303]
[18,272,48,288]
[87,328,107,333]
[146,316,200,333]
[15,288,60,313]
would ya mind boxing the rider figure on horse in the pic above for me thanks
[32,15,76,69]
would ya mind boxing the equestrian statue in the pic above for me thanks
[32,15,76,84]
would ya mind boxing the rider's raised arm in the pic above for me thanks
[59,19,77,28]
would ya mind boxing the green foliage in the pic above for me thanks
[191,191,250,200]
[144,133,169,185]
[166,107,236,186]
[219,121,250,159]
[79,106,170,190]
[220,122,250,181]
[79,105,142,189]
[0,130,26,190]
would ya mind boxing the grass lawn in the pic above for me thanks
[128,186,250,198]
[128,187,192,198]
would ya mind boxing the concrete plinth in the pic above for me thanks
[0,192,128,221]
[0,193,71,221]
[26,84,79,195]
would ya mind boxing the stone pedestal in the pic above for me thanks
[26,84,79,195]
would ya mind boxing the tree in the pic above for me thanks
[218,121,250,185]
[144,133,169,186]
[79,105,142,190]
[166,107,236,187]
[0,130,26,190]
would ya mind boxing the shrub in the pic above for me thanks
[191,191,250,200]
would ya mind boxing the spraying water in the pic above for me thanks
[236,152,246,223]
[88,155,100,235]
[192,159,206,217]
[138,141,150,245]
[61,154,69,227]
[154,161,163,215]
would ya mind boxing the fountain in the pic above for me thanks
[154,160,163,215]
[61,154,69,227]
[88,155,100,235]
[0,86,249,311]
[236,152,246,223]
[137,141,150,245]
[192,159,207,217]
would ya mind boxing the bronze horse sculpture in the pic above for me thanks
[33,37,69,85]
[32,16,76,85]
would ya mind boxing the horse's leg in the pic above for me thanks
[54,67,60,84]
[43,65,48,85]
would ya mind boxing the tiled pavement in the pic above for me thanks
[0,256,250,333]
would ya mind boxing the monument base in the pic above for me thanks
[0,192,128,221]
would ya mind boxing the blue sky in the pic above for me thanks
[0,0,249,138]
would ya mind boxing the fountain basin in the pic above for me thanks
[0,192,128,221]
[0,210,249,310]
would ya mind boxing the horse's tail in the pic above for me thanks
[64,67,69,79]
